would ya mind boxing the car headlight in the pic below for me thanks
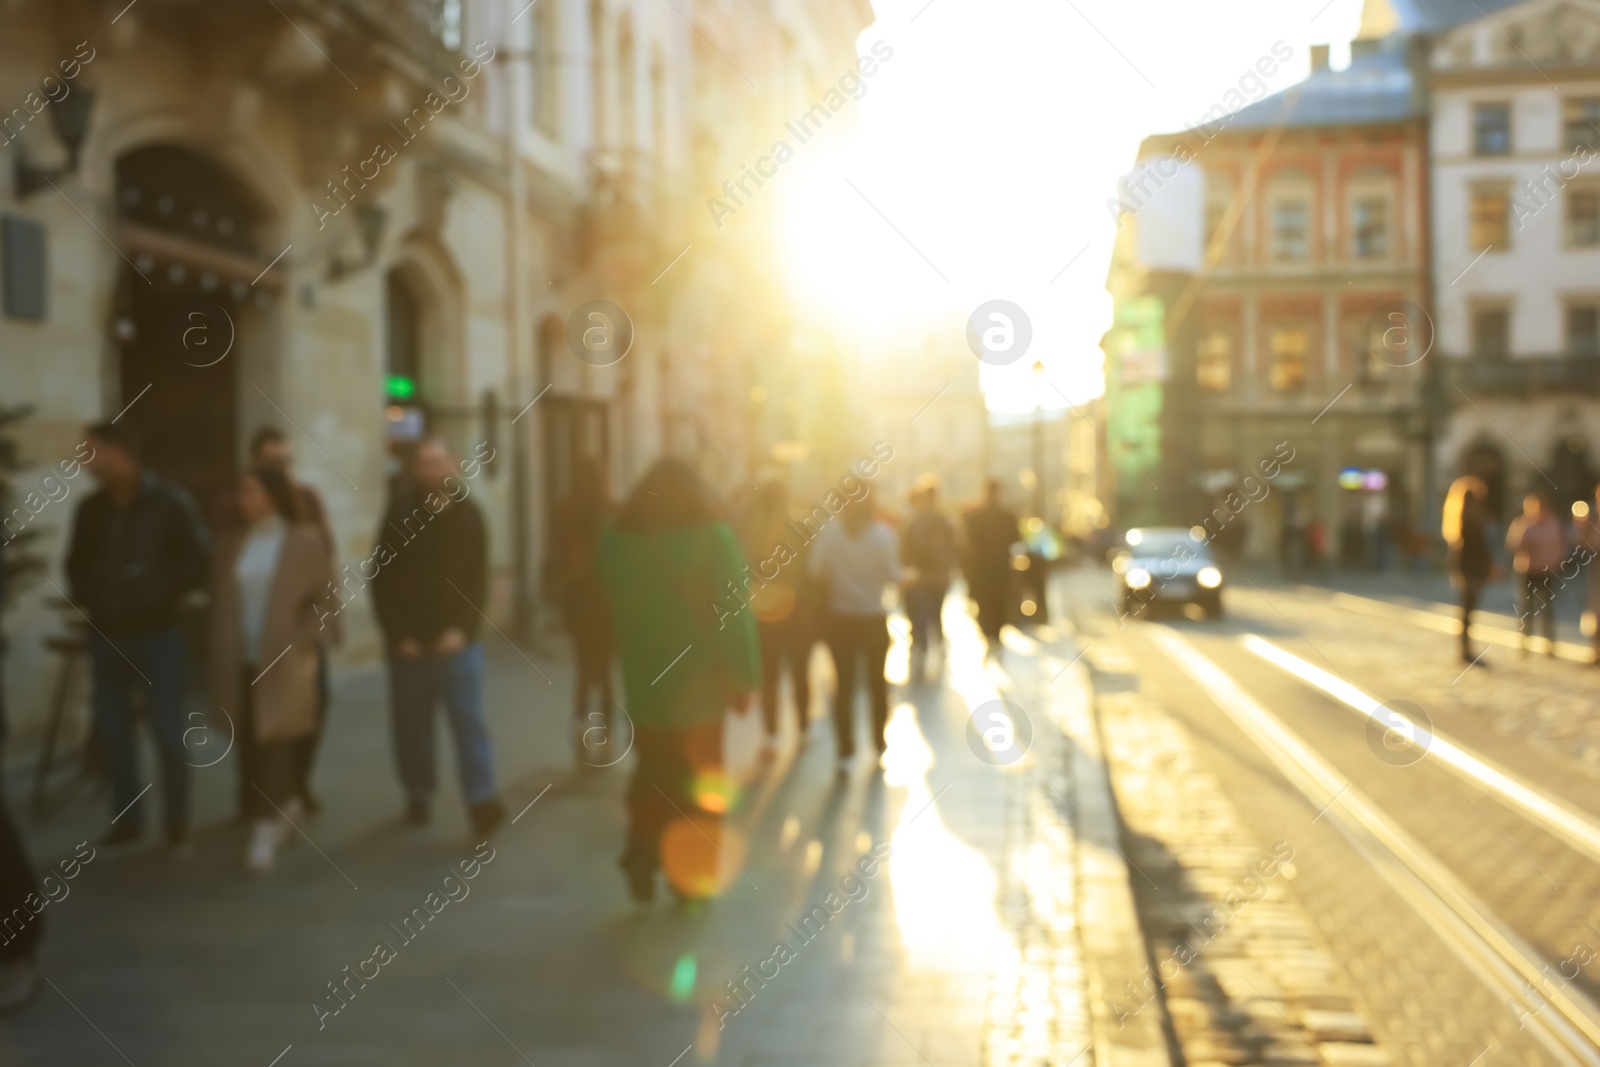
[1126,568,1151,590]
[1197,566,1222,589]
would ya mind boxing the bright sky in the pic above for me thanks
[775,0,1368,413]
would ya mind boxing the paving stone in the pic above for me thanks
[1318,1041,1395,1067]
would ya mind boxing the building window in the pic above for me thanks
[651,55,666,164]
[1569,305,1600,356]
[1204,184,1233,260]
[1569,187,1600,246]
[1353,196,1390,258]
[1472,306,1510,358]
[1470,188,1510,251]
[1567,98,1600,152]
[589,0,606,147]
[1359,316,1395,380]
[1196,329,1231,392]
[1473,103,1511,156]
[428,0,463,50]
[617,16,636,148]
[531,0,560,134]
[1268,328,1309,392]
[1271,198,1311,261]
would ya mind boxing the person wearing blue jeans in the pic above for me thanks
[65,423,209,848]
[387,643,496,807]
[88,631,189,840]
[0,538,46,1013]
[369,438,504,836]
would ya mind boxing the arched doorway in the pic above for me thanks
[1461,440,1508,523]
[1551,434,1595,515]
[383,266,428,488]
[381,252,464,490]
[113,144,273,519]
[536,313,609,607]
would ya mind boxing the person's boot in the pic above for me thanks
[404,798,430,826]
[99,823,142,848]
[0,956,41,1016]
[619,843,656,903]
[469,798,505,838]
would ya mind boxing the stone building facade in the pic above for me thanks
[0,0,871,740]
[1417,0,1600,522]
[1105,39,1433,561]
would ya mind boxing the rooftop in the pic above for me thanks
[1378,0,1527,33]
[1179,44,1417,136]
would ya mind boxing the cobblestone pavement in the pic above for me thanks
[1061,567,1574,1067]
[1206,583,1600,1015]
[0,597,1098,1067]
[1100,680,1388,1067]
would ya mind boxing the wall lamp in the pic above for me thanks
[13,90,95,199]
[329,204,388,279]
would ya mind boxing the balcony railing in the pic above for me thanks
[329,0,462,62]
[1446,353,1600,394]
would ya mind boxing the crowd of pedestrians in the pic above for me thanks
[544,461,1025,903]
[3,426,511,877]
[1443,478,1600,664]
[0,434,1032,1007]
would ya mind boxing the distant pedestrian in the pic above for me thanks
[810,496,900,773]
[739,478,813,755]
[1304,518,1326,572]
[551,457,617,766]
[369,439,504,836]
[963,478,1019,654]
[0,539,43,1013]
[66,423,210,848]
[251,428,335,810]
[1577,487,1600,665]
[1443,475,1494,665]
[1506,491,1567,656]
[598,459,759,903]
[900,477,957,677]
[210,468,336,873]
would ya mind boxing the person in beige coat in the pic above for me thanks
[211,467,336,873]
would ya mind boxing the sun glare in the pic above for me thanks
[769,0,1366,412]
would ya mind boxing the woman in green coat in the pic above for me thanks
[599,459,760,903]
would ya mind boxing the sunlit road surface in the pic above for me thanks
[1062,567,1600,1067]
[0,594,1094,1066]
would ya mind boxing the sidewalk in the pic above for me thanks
[0,590,1133,1066]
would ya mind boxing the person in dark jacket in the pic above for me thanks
[550,457,616,766]
[962,478,1019,656]
[738,478,814,754]
[65,422,210,847]
[0,538,44,1013]
[1443,475,1494,664]
[900,477,958,677]
[598,459,759,903]
[369,438,503,836]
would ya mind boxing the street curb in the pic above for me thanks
[1058,648,1175,1067]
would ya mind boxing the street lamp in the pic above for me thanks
[1031,360,1046,521]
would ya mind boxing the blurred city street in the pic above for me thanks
[1062,567,1600,1067]
[0,595,1102,1067]
[11,0,1600,1062]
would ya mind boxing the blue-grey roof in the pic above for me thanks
[1385,0,1525,32]
[1183,45,1417,134]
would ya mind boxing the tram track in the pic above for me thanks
[1147,624,1600,1066]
